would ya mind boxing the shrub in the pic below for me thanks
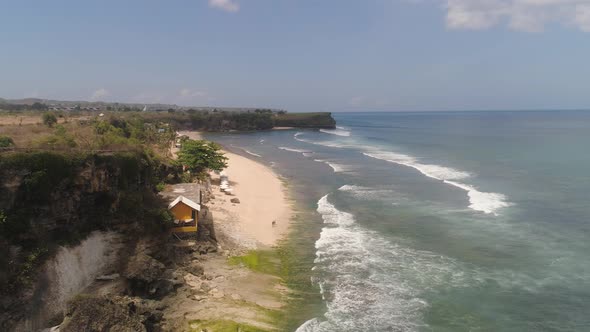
[42,112,58,127]
[0,136,14,147]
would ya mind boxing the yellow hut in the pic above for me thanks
[168,195,200,234]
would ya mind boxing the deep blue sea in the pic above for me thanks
[205,111,590,331]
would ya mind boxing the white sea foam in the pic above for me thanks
[338,184,399,202]
[301,195,471,331]
[363,150,511,215]
[278,146,311,154]
[314,160,355,173]
[320,128,351,137]
[363,151,470,181]
[243,149,261,157]
[444,180,513,215]
[294,132,350,148]
[295,130,512,215]
[317,195,355,226]
[295,318,322,332]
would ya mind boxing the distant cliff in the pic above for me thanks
[274,112,336,129]
[185,111,336,131]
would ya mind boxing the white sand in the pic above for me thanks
[177,131,292,247]
[210,151,291,247]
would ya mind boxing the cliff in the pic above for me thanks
[0,151,178,331]
[273,112,336,129]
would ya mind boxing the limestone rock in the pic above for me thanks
[187,262,204,276]
[200,282,211,292]
[59,295,146,332]
[124,253,166,283]
[183,273,202,289]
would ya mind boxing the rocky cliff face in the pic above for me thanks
[0,151,174,331]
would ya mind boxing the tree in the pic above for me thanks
[42,112,58,127]
[177,139,227,175]
[0,136,14,147]
[31,102,47,110]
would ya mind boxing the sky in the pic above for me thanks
[2,0,590,112]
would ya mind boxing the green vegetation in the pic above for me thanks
[0,149,177,295]
[177,139,227,176]
[187,111,275,131]
[188,319,270,332]
[0,136,14,147]
[228,250,282,276]
[274,112,336,128]
[34,125,77,149]
[42,111,58,127]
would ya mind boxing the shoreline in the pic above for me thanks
[163,131,297,330]
[177,130,293,248]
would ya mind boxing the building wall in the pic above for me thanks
[170,201,195,221]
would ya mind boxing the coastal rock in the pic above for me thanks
[200,282,212,292]
[209,288,224,299]
[148,279,176,298]
[187,262,204,276]
[230,198,240,204]
[95,273,120,281]
[125,253,178,299]
[59,295,146,332]
[125,253,166,283]
[183,274,202,289]
[194,242,217,255]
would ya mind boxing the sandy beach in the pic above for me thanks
[177,131,292,248]
[209,151,291,248]
[158,131,294,330]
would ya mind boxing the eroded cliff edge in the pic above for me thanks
[0,151,216,331]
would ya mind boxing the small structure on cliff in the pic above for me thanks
[168,196,200,234]
[161,183,203,235]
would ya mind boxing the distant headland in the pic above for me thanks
[0,97,336,130]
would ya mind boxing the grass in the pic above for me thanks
[228,250,282,276]
[187,319,271,332]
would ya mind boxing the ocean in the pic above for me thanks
[203,111,590,332]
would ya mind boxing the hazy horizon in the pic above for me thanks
[2,0,590,112]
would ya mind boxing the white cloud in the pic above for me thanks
[575,3,590,31]
[179,88,208,98]
[443,0,590,32]
[209,0,239,13]
[90,88,110,101]
[348,96,391,109]
[349,96,365,107]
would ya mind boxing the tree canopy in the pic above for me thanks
[42,112,58,127]
[177,139,227,175]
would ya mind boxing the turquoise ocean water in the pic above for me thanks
[205,111,590,332]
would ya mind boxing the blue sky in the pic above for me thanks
[2,0,590,112]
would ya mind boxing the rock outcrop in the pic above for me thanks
[59,295,164,332]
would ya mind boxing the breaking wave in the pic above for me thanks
[362,151,512,215]
[278,146,311,154]
[294,132,512,215]
[314,160,355,173]
[298,195,471,331]
[242,149,261,157]
[319,127,351,137]
[338,184,400,202]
